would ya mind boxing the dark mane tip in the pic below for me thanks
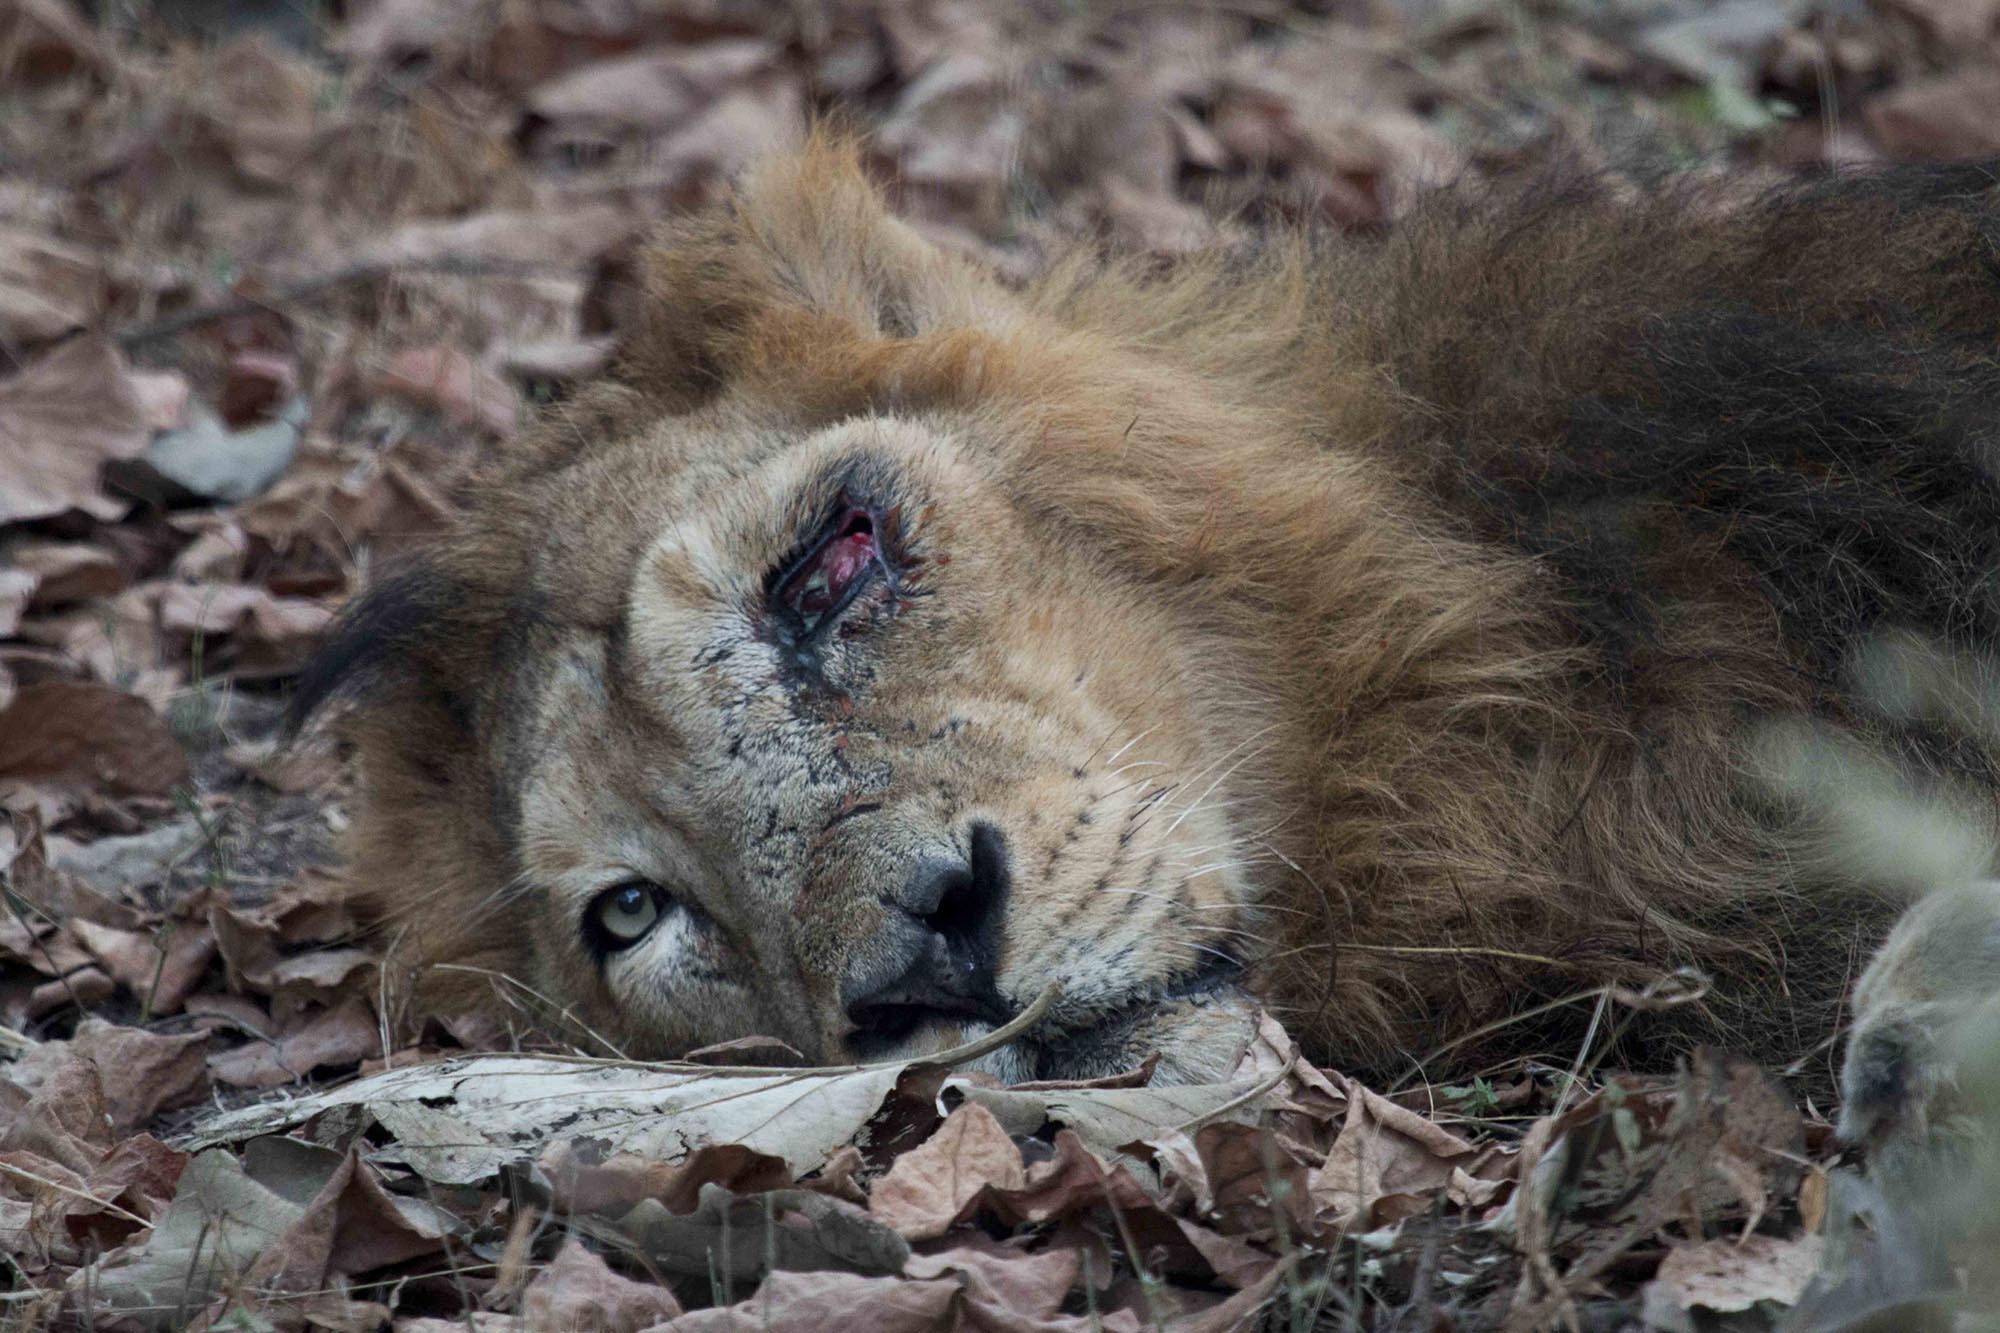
[283,562,458,739]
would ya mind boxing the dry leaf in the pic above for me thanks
[190,1052,910,1181]
[0,337,148,524]
[906,1243,1085,1325]
[613,1184,911,1283]
[1641,1233,1825,1318]
[945,1072,1283,1161]
[0,1052,115,1170]
[207,996,383,1090]
[73,1148,308,1325]
[522,1238,684,1331]
[5,1020,208,1137]
[869,1102,1026,1240]
[0,681,189,800]
[69,916,216,1015]
[658,1268,960,1332]
[542,1140,791,1217]
[45,817,205,894]
[243,1146,456,1293]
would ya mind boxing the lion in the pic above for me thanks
[293,142,2000,1123]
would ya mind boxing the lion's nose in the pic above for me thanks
[842,822,1013,1050]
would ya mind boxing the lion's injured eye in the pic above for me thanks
[586,882,671,951]
[775,506,879,633]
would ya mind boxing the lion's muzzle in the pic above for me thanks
[838,821,1013,1054]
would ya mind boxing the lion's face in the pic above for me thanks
[311,144,1311,1082]
[484,411,1259,1080]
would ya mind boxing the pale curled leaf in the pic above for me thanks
[187,1055,910,1181]
[943,1074,1284,1160]
[1641,1233,1825,1317]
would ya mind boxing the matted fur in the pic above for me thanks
[298,141,2000,1082]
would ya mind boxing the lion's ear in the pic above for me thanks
[620,133,1015,401]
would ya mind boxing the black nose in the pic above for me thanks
[844,822,1012,1052]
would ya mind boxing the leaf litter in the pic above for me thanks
[1,0,1989,1326]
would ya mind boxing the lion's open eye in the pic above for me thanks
[776,506,879,633]
[586,881,670,951]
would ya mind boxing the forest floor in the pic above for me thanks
[3,0,1998,1328]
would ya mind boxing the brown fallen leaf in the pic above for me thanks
[181,991,276,1040]
[244,1146,456,1293]
[0,1047,116,1171]
[869,1102,1027,1241]
[207,996,382,1090]
[658,1268,960,1332]
[6,1020,208,1137]
[1155,1255,1293,1333]
[1310,1077,1476,1229]
[1154,1119,1314,1239]
[906,1243,1083,1325]
[66,1133,187,1253]
[68,917,217,1016]
[611,1184,911,1283]
[0,911,93,981]
[154,580,332,668]
[542,1140,791,1218]
[21,968,114,1025]
[962,1131,1223,1285]
[521,1238,684,1332]
[0,337,147,524]
[208,877,361,998]
[73,1147,310,1323]
[0,681,189,800]
[12,587,172,708]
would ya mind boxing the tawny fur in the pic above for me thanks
[301,143,2000,1081]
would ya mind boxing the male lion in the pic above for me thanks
[295,143,2000,1132]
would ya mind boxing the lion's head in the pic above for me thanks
[298,141,1377,1082]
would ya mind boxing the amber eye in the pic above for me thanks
[586,882,669,951]
[777,507,879,632]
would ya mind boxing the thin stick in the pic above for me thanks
[0,1162,149,1229]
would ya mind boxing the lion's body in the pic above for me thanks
[304,146,2000,1085]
